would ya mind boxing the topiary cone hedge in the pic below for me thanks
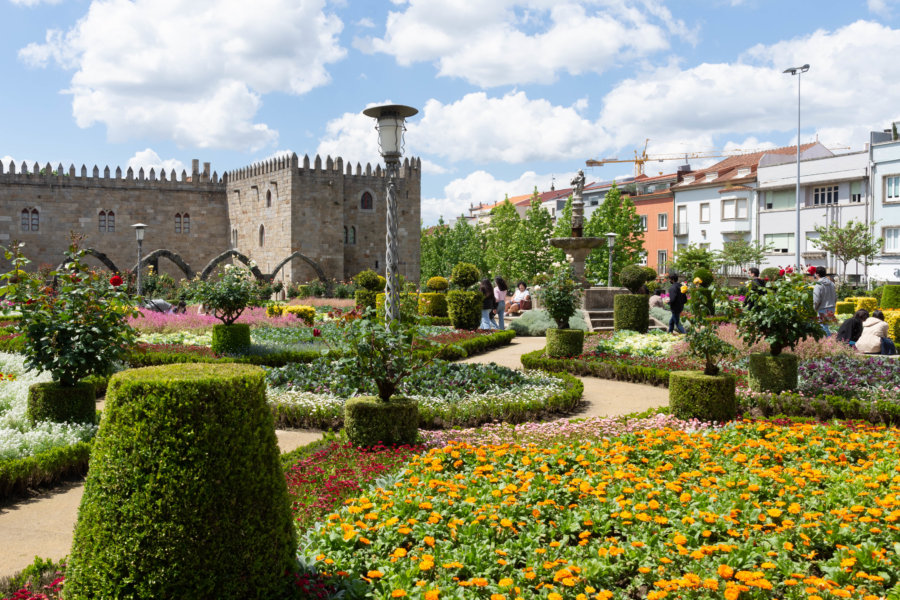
[65,363,296,600]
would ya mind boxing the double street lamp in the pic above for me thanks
[783,63,809,270]
[362,103,418,325]
[132,223,146,297]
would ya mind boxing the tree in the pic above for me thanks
[419,218,451,282]
[549,194,574,264]
[483,198,523,281]
[419,217,487,281]
[671,243,721,279]
[811,220,882,279]
[583,183,645,285]
[517,193,554,282]
[718,240,772,277]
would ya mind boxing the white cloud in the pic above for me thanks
[19,0,346,151]
[422,168,574,225]
[868,0,895,16]
[126,149,186,177]
[10,0,63,5]
[356,17,375,27]
[362,0,692,87]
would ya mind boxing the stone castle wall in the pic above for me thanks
[0,154,421,284]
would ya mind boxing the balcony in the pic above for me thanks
[674,222,689,236]
[721,219,751,236]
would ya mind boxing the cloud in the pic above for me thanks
[361,0,693,87]
[421,168,575,225]
[19,0,345,151]
[868,0,895,16]
[356,17,375,27]
[10,0,63,5]
[126,149,186,177]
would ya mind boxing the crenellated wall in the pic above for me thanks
[1,153,422,284]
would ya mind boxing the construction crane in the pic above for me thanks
[587,138,852,177]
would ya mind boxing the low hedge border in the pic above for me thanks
[271,371,583,430]
[0,440,92,502]
[739,391,900,426]
[520,348,671,387]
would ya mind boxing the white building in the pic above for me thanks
[756,150,869,278]
[870,129,900,283]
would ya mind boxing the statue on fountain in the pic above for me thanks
[549,169,602,288]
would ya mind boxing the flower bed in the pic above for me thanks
[267,362,582,429]
[798,354,900,398]
[584,329,683,358]
[302,420,900,599]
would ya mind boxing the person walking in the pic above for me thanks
[812,266,837,336]
[666,272,687,334]
[492,276,509,330]
[479,278,496,330]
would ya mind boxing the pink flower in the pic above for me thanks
[109,275,124,287]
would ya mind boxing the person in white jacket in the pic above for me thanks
[856,310,896,355]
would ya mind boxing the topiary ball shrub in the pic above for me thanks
[211,323,251,354]
[418,292,448,317]
[883,285,900,309]
[619,264,651,294]
[65,363,295,600]
[355,289,378,312]
[26,381,95,425]
[669,371,736,422]
[545,328,585,358]
[835,301,856,315]
[450,262,480,290]
[355,269,383,292]
[748,352,798,393]
[447,290,482,330]
[344,396,418,447]
[426,276,449,292]
[613,294,649,333]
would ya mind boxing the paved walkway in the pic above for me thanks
[1,334,668,578]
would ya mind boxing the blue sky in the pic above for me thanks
[2,0,899,225]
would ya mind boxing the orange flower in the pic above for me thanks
[718,565,734,579]
[367,570,383,578]
[424,591,439,600]
[391,591,407,598]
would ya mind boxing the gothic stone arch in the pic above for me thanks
[82,248,120,274]
[199,249,267,281]
[268,251,328,284]
[133,249,195,280]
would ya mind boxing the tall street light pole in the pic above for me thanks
[783,64,809,270]
[363,104,418,326]
[132,223,146,297]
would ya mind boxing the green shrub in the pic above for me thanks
[881,285,900,309]
[418,316,452,327]
[620,264,652,293]
[26,380,96,425]
[748,352,798,393]
[0,334,25,353]
[546,328,584,357]
[343,396,419,446]
[418,292,448,317]
[450,262,480,290]
[870,285,884,306]
[376,292,420,323]
[693,267,714,286]
[509,309,588,336]
[354,269,383,291]
[761,267,780,281]
[66,363,296,600]
[613,294,649,333]
[650,306,672,325]
[447,290,482,330]
[355,289,378,312]
[0,440,91,501]
[426,276,449,292]
[294,284,311,298]
[835,301,856,315]
[211,323,251,354]
[855,296,878,313]
[668,371,736,422]
[521,349,670,387]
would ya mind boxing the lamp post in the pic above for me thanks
[132,223,146,297]
[783,64,809,270]
[362,103,418,326]
[605,232,618,287]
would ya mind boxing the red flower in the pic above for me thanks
[785,266,794,274]
[109,275,124,287]
[807,265,817,275]
[778,269,785,276]
[312,328,321,337]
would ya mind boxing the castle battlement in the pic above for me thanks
[0,159,223,191]
[226,153,421,183]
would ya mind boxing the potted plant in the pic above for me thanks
[0,240,139,424]
[736,267,824,392]
[669,276,738,422]
[537,263,584,357]
[193,264,262,354]
[613,264,657,332]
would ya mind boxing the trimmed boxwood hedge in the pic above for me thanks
[418,292,448,317]
[354,289,378,312]
[344,396,419,446]
[375,292,420,323]
[26,381,96,425]
[521,349,671,387]
[882,285,900,309]
[748,352,798,393]
[835,301,855,315]
[65,363,296,600]
[210,323,251,354]
[447,290,482,330]
[0,334,25,353]
[0,441,92,501]
[739,390,900,426]
[546,328,584,357]
[613,294,649,333]
[669,370,736,422]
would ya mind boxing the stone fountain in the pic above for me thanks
[549,170,603,288]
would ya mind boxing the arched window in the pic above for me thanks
[231,228,238,248]
[258,224,265,247]
[20,209,29,232]
[25,209,39,232]
[350,226,356,245]
[360,191,373,211]
[107,210,115,233]
[99,211,107,233]
[343,226,348,244]
[175,213,182,234]
[266,190,272,208]
[182,213,190,234]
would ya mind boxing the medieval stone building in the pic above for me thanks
[0,154,422,285]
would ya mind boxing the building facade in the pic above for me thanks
[1,154,422,284]
[870,131,900,283]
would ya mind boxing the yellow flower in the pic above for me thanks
[681,285,688,293]
[693,277,702,284]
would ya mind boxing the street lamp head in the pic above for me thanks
[362,104,418,159]
[783,64,810,75]
[132,223,147,242]
[605,232,618,248]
